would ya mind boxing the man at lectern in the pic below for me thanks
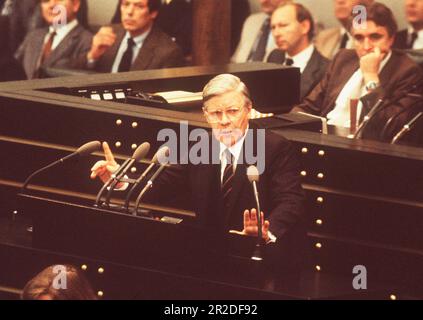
[91,74,307,271]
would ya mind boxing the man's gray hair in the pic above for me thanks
[202,74,252,107]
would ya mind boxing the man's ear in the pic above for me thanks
[301,20,311,37]
[150,10,159,20]
[73,0,81,14]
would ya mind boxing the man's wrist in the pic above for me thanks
[363,73,379,85]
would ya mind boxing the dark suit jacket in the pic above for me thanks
[15,23,93,79]
[393,30,410,50]
[295,49,423,141]
[267,48,329,101]
[146,128,307,270]
[85,25,185,73]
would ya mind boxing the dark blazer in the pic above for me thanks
[267,48,329,101]
[86,25,185,73]
[393,29,410,50]
[301,48,330,101]
[295,49,423,141]
[146,128,307,270]
[15,23,93,79]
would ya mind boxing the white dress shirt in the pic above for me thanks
[219,127,276,243]
[339,27,354,50]
[219,127,249,183]
[111,29,151,73]
[286,44,315,73]
[408,26,423,50]
[45,19,79,51]
[327,51,392,128]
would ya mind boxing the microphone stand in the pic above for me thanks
[95,158,132,207]
[391,112,423,144]
[251,180,264,262]
[133,163,168,216]
[380,94,423,141]
[354,80,423,139]
[123,161,156,213]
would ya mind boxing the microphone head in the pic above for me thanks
[76,141,102,157]
[153,146,170,165]
[132,142,150,162]
[247,165,259,183]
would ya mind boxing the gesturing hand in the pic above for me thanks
[230,208,270,242]
[90,142,119,183]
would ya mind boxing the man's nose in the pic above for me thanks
[363,37,372,51]
[219,112,231,125]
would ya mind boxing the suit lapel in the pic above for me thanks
[99,25,126,71]
[30,29,49,77]
[43,25,81,66]
[327,29,341,58]
[322,52,360,116]
[223,129,257,228]
[301,49,320,97]
[131,28,157,71]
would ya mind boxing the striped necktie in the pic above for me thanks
[221,149,235,209]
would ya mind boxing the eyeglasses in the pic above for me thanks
[203,106,245,122]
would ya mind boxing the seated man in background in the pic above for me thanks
[315,0,374,60]
[293,2,423,142]
[394,0,423,50]
[79,0,184,73]
[232,0,292,63]
[91,74,307,272]
[15,0,92,79]
[0,14,25,81]
[267,3,329,100]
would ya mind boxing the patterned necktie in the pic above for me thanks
[248,17,270,62]
[118,38,135,72]
[34,31,56,78]
[339,32,349,49]
[409,32,418,49]
[221,149,235,209]
[41,31,57,64]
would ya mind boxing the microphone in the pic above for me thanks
[22,141,101,191]
[95,142,150,207]
[247,165,263,261]
[123,147,167,212]
[353,98,384,139]
[391,112,423,144]
[134,146,170,215]
[354,79,423,139]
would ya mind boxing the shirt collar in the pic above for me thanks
[407,26,423,37]
[49,19,78,36]
[379,50,392,72]
[340,27,351,37]
[287,44,315,73]
[124,28,152,48]
[219,125,249,162]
